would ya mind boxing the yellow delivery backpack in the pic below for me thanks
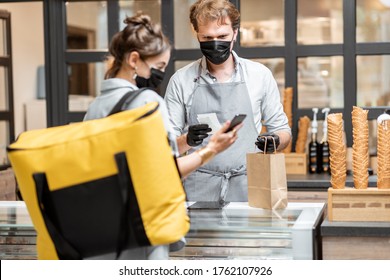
[7,101,189,259]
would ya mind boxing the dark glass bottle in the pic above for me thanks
[320,108,331,174]
[309,132,319,174]
[321,141,330,174]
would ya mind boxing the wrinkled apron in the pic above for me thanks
[184,63,258,202]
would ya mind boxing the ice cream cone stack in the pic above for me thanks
[282,87,293,153]
[377,117,390,189]
[327,113,346,189]
[295,116,310,153]
[352,106,369,189]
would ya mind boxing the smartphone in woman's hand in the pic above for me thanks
[226,114,247,132]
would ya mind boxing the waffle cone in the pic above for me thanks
[351,106,369,189]
[295,116,310,153]
[377,119,390,189]
[327,113,346,189]
[283,87,293,127]
[282,87,293,153]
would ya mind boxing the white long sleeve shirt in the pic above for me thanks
[164,51,291,137]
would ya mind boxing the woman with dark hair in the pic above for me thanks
[84,12,241,260]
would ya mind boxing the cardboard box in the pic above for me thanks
[284,153,307,175]
[328,187,390,222]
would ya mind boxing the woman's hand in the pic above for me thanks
[176,120,243,178]
[206,120,243,154]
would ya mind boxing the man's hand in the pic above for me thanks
[255,133,280,153]
[186,124,212,147]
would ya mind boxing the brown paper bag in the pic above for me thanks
[246,152,288,209]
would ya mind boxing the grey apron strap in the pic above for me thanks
[197,166,246,202]
[183,62,203,125]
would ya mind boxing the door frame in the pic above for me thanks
[0,9,15,146]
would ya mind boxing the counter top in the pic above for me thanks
[321,218,390,237]
[287,174,378,190]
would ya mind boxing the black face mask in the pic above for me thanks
[135,68,165,89]
[199,40,232,65]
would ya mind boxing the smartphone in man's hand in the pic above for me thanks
[226,114,247,132]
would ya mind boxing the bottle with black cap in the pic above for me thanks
[320,108,330,174]
[309,108,321,173]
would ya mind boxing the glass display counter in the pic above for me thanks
[0,201,325,260]
[170,202,325,260]
[0,201,37,260]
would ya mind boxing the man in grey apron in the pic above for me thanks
[164,0,291,202]
[183,64,258,202]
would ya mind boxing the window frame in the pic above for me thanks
[0,9,15,146]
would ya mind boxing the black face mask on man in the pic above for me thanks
[199,39,233,65]
[135,67,165,89]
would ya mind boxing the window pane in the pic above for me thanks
[0,19,6,56]
[240,0,284,47]
[303,119,376,158]
[368,120,378,156]
[298,56,343,108]
[67,62,106,111]
[119,1,161,30]
[0,66,7,110]
[0,121,9,165]
[297,0,343,45]
[251,58,285,98]
[357,55,390,107]
[174,0,198,49]
[66,1,108,50]
[356,0,390,43]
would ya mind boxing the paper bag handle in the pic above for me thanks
[260,136,277,154]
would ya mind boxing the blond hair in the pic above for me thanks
[189,0,240,32]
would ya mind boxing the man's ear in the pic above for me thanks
[126,51,140,68]
[233,29,238,42]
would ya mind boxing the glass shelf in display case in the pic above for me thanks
[170,202,325,260]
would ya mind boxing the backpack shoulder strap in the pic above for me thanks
[108,87,149,116]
